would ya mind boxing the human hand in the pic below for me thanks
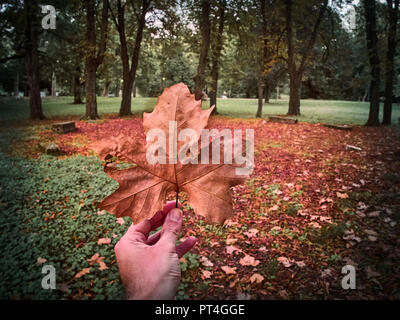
[115,201,197,300]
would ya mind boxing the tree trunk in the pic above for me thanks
[51,72,56,97]
[363,0,381,126]
[73,66,83,104]
[120,75,134,116]
[288,73,301,115]
[382,0,399,125]
[102,80,111,97]
[116,0,148,116]
[85,60,98,119]
[24,0,45,120]
[84,0,108,119]
[256,81,263,118]
[115,79,120,97]
[285,0,327,116]
[85,1,99,119]
[209,1,225,115]
[193,0,211,100]
[264,80,270,103]
[14,70,19,97]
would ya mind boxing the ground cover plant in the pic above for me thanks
[1,100,399,299]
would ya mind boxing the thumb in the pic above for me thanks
[159,208,182,246]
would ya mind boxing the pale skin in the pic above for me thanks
[114,201,197,300]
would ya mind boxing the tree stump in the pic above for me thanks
[52,121,77,134]
[268,116,298,124]
[323,124,352,131]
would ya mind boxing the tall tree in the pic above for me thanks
[73,66,84,104]
[382,0,399,125]
[209,0,227,114]
[256,0,269,118]
[24,0,45,120]
[362,0,381,126]
[84,0,109,119]
[193,0,211,101]
[285,0,328,116]
[109,0,150,116]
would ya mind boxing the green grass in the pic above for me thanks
[1,95,399,125]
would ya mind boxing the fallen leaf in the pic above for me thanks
[201,270,212,280]
[239,255,260,267]
[277,256,293,267]
[336,192,349,199]
[243,228,259,238]
[75,268,91,278]
[97,237,111,245]
[200,256,214,267]
[229,279,239,288]
[309,221,321,229]
[87,253,108,270]
[37,257,47,265]
[249,273,264,283]
[116,217,125,225]
[98,261,108,271]
[221,266,237,275]
[226,245,242,255]
[269,205,279,212]
[87,253,101,265]
[226,237,238,245]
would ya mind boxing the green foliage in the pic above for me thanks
[0,153,129,299]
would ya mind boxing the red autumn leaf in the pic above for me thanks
[90,83,249,224]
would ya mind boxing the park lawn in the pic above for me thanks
[0,112,399,300]
[1,95,399,125]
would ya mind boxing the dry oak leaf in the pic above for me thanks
[90,83,248,224]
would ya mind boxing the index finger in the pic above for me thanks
[126,201,182,242]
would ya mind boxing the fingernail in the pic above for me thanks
[169,208,182,222]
